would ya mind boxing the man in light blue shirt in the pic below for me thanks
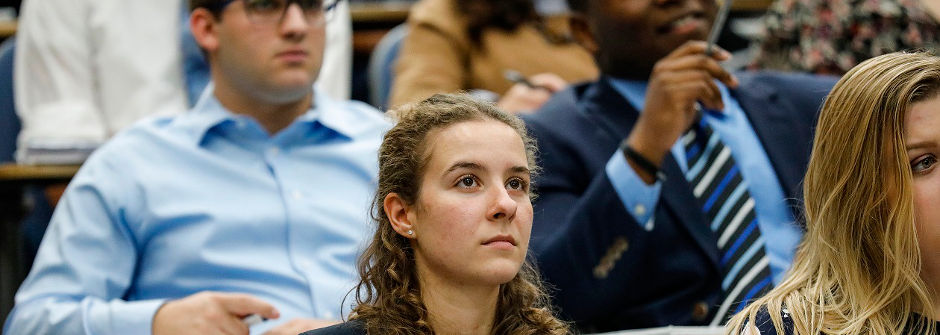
[3,0,390,334]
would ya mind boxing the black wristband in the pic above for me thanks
[620,141,667,182]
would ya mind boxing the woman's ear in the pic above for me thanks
[189,8,220,53]
[385,193,416,238]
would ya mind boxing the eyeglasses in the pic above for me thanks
[210,0,342,26]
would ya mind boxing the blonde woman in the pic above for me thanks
[727,51,940,334]
[302,94,569,335]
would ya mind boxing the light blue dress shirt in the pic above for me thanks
[604,78,801,284]
[3,87,391,335]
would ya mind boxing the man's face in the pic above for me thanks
[586,0,717,78]
[201,1,326,103]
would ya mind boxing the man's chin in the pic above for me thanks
[260,83,315,105]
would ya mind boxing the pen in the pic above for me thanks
[704,0,733,56]
[241,314,267,327]
[503,70,552,92]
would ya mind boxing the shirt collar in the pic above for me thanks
[177,84,370,145]
[607,76,731,118]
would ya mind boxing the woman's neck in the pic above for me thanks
[418,269,501,335]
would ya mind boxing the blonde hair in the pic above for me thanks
[348,94,568,334]
[727,51,940,334]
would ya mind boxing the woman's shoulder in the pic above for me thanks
[299,320,366,335]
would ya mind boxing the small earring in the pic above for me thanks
[407,230,414,236]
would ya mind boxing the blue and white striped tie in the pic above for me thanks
[683,116,773,325]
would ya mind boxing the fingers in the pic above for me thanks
[213,293,280,320]
[528,73,567,92]
[498,84,553,114]
[657,41,738,89]
[653,69,723,110]
[668,40,732,61]
[215,316,250,335]
[262,318,340,335]
[658,54,738,89]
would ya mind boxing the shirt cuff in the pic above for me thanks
[86,298,167,335]
[606,150,662,231]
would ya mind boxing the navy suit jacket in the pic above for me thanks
[522,72,837,332]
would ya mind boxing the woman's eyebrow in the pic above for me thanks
[446,161,483,173]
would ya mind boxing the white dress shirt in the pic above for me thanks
[13,0,352,164]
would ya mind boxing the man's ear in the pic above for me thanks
[190,8,220,53]
[384,193,416,239]
[569,14,598,55]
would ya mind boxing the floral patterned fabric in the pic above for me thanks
[750,0,940,74]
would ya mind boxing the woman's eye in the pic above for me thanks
[912,154,937,174]
[506,178,527,191]
[457,176,478,188]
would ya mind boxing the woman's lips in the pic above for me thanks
[483,235,517,250]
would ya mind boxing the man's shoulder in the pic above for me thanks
[735,70,839,94]
[324,99,393,138]
[91,115,179,156]
[524,81,594,126]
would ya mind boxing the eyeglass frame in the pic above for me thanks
[200,0,343,26]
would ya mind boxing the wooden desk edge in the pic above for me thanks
[0,164,81,181]
[0,20,16,38]
[350,2,411,23]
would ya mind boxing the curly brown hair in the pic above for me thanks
[347,93,568,334]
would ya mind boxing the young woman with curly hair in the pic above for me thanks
[303,93,569,335]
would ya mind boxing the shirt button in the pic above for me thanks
[292,190,303,199]
[691,301,709,321]
[323,311,335,319]
[268,147,279,156]
[634,204,646,216]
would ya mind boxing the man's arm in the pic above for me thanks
[14,0,108,156]
[2,151,160,334]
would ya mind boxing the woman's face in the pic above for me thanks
[905,94,940,287]
[408,119,533,287]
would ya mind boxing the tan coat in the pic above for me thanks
[389,0,599,109]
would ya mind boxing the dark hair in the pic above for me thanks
[189,0,227,16]
[348,93,567,335]
[455,0,538,45]
[565,0,587,13]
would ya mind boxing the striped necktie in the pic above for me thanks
[683,116,773,325]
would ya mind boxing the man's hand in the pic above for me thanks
[497,73,567,114]
[153,291,280,335]
[262,318,340,335]
[625,41,738,183]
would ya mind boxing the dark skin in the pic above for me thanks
[570,0,739,183]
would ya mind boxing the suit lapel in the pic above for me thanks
[732,77,807,217]
[580,77,721,270]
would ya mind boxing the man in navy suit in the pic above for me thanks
[523,0,837,332]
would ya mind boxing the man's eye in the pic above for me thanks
[912,154,937,174]
[246,0,282,11]
[298,0,324,10]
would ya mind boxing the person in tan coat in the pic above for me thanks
[389,0,598,113]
